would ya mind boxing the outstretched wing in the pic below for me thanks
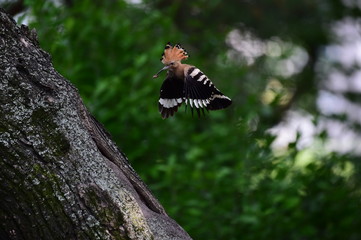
[158,76,184,119]
[184,67,231,115]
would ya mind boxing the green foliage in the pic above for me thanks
[19,0,361,239]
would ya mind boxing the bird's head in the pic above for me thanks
[153,42,188,78]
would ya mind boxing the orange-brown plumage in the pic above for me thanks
[161,42,188,65]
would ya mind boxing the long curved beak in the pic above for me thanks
[153,66,169,78]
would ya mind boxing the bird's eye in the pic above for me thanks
[170,62,174,65]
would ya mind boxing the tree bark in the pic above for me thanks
[0,9,191,240]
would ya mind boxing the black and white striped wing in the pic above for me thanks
[158,76,184,119]
[184,67,232,112]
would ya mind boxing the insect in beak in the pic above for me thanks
[153,65,170,78]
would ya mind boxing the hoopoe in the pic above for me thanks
[153,42,232,119]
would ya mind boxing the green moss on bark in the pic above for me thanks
[30,107,70,158]
[80,185,128,240]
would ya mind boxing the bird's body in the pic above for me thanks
[153,42,232,119]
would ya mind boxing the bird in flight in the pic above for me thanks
[153,42,232,119]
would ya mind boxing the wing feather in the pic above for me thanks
[184,67,232,111]
[158,76,184,119]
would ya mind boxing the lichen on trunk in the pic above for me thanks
[0,9,191,240]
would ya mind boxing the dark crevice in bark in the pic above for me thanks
[87,114,166,215]
[0,8,192,240]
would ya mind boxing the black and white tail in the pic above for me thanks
[158,67,231,119]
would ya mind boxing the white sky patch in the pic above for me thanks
[319,119,361,155]
[274,46,309,77]
[342,0,361,9]
[324,42,361,69]
[287,17,361,155]
[268,110,316,151]
[269,110,361,155]
[14,8,32,25]
[323,69,361,93]
[317,90,361,124]
[226,29,266,65]
[226,29,309,77]
[227,16,361,155]
[324,18,361,68]
[125,0,143,4]
[266,40,282,57]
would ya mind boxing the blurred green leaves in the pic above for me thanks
[17,0,361,239]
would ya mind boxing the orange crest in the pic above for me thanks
[161,42,189,64]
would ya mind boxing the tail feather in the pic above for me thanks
[207,97,232,110]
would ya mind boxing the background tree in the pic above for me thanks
[3,0,361,239]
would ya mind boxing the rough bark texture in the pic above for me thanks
[0,9,192,240]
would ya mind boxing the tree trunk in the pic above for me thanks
[0,9,191,240]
